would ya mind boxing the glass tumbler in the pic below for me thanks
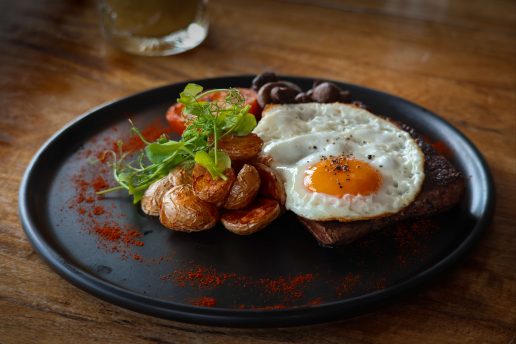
[98,0,209,56]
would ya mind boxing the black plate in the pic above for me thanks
[19,75,494,327]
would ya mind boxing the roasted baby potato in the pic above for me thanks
[159,184,218,232]
[218,133,263,161]
[192,164,236,204]
[169,165,193,186]
[221,198,280,235]
[253,163,286,206]
[141,174,174,216]
[254,153,273,166]
[224,164,261,210]
[141,166,193,216]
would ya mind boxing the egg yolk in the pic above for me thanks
[304,157,382,197]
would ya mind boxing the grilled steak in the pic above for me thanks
[298,123,465,246]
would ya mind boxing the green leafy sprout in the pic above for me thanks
[97,84,257,203]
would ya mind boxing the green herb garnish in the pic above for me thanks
[98,83,257,203]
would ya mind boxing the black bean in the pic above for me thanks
[257,82,283,107]
[251,72,277,91]
[295,92,312,103]
[277,80,302,93]
[312,82,341,103]
[312,80,322,89]
[270,86,299,104]
[257,81,303,107]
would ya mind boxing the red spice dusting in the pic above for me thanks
[66,122,173,261]
[117,119,172,153]
[76,178,89,191]
[191,296,216,307]
[161,267,316,305]
[336,273,361,296]
[93,224,144,250]
[259,274,314,300]
[91,176,108,192]
[95,224,122,241]
[96,151,109,163]
[307,297,323,306]
[163,268,314,300]
[124,230,145,246]
[94,223,144,251]
[92,206,105,215]
[80,207,144,258]
[163,266,237,288]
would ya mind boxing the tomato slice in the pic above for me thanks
[236,88,260,118]
[166,103,187,135]
[165,88,261,135]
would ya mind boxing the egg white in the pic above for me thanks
[253,103,425,221]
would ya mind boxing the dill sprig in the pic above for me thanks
[97,83,257,204]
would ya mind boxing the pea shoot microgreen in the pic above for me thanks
[97,83,257,204]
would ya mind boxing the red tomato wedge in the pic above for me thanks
[166,88,260,135]
[166,103,188,135]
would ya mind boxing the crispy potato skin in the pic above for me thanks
[192,164,236,204]
[169,166,193,186]
[159,185,218,232]
[141,167,192,216]
[224,164,261,210]
[218,134,263,161]
[221,198,280,235]
[254,154,273,166]
[253,163,286,206]
[141,175,174,216]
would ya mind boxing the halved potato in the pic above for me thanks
[159,184,218,232]
[192,164,235,204]
[141,175,174,216]
[224,164,261,210]
[221,198,280,235]
[253,163,286,206]
[218,134,263,161]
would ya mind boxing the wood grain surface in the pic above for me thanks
[1,0,515,343]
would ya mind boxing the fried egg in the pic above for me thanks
[252,103,425,221]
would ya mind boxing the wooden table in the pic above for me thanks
[1,0,515,343]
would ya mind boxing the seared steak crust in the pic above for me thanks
[298,124,465,246]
